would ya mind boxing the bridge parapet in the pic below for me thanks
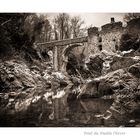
[37,36,88,48]
[36,36,88,71]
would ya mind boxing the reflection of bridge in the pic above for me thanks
[37,36,88,72]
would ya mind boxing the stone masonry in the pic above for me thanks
[37,17,140,72]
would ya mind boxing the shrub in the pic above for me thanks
[120,33,140,51]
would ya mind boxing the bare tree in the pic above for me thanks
[39,14,52,42]
[70,16,84,38]
[53,13,70,40]
[53,13,85,40]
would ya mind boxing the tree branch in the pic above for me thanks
[1,19,11,26]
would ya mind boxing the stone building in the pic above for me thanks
[87,17,140,54]
[87,18,124,54]
[37,17,140,72]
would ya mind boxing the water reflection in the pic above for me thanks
[0,83,118,127]
[68,98,113,126]
[45,84,114,127]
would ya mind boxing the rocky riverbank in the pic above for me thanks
[72,49,140,126]
[0,49,140,126]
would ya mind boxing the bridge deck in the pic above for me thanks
[37,36,88,47]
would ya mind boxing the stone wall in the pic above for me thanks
[87,18,140,53]
[36,18,140,72]
[57,45,66,71]
[100,29,124,53]
[101,21,124,53]
[57,43,88,71]
[87,19,124,53]
[87,27,99,54]
[37,37,88,71]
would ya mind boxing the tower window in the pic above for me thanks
[98,37,102,42]
[98,45,102,51]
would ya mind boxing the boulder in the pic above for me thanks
[77,80,99,98]
[110,56,140,71]
[93,68,140,126]
[85,54,104,77]
[98,81,114,96]
[128,63,140,78]
[51,72,72,89]
[0,60,42,92]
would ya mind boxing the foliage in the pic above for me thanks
[24,14,52,43]
[70,16,85,38]
[120,33,140,51]
[0,13,30,58]
[124,13,140,22]
[53,13,85,40]
[0,13,52,60]
[53,13,71,40]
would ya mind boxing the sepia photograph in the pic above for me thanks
[0,12,140,127]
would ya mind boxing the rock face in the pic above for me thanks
[110,56,140,71]
[0,59,71,92]
[86,55,104,76]
[0,48,140,126]
[0,60,37,92]
[0,88,53,126]
[0,59,72,126]
[128,63,140,78]
[74,50,140,126]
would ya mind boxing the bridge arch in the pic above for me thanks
[61,43,84,72]
[36,37,88,72]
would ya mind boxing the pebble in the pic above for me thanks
[129,120,135,123]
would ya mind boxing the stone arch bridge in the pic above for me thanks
[36,36,88,72]
[36,17,126,73]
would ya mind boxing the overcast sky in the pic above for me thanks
[47,13,125,28]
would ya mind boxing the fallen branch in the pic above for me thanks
[75,68,85,83]
[1,19,11,26]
